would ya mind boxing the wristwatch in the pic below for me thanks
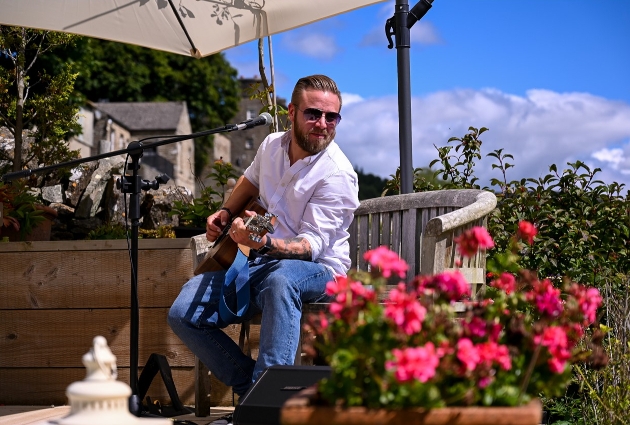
[256,234,273,255]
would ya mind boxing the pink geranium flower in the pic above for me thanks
[527,278,563,317]
[312,225,605,409]
[318,311,329,330]
[491,272,516,294]
[517,221,537,245]
[534,326,572,374]
[454,226,495,258]
[386,343,440,383]
[385,283,426,335]
[364,246,408,278]
[568,283,603,324]
[418,270,471,301]
[325,275,350,297]
[464,316,488,338]
[326,275,376,320]
[581,288,602,324]
[456,338,480,371]
[478,341,512,371]
[478,377,493,389]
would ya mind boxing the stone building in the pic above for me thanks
[226,77,288,174]
[197,77,288,196]
[68,78,288,197]
[69,101,195,194]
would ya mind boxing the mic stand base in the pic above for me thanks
[129,394,143,417]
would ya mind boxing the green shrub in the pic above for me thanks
[86,223,175,239]
[0,181,45,239]
[86,223,128,240]
[386,126,630,424]
[169,159,239,228]
[387,126,629,290]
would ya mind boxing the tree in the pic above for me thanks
[0,26,81,184]
[46,38,240,174]
[383,165,447,195]
[355,168,388,200]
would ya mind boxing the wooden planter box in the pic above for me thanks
[0,238,244,407]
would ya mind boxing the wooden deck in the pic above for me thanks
[0,405,234,425]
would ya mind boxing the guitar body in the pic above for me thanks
[193,199,270,275]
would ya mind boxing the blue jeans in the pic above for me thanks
[167,255,333,396]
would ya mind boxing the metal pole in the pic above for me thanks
[126,151,142,415]
[395,0,414,194]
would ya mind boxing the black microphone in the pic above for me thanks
[235,112,273,130]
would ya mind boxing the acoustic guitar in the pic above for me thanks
[193,199,276,275]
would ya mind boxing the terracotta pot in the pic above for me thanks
[280,387,543,425]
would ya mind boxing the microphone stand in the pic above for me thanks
[2,119,266,416]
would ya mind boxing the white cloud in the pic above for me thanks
[335,89,630,189]
[409,21,442,45]
[341,93,364,107]
[282,32,340,60]
[591,148,625,167]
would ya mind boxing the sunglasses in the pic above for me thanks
[298,107,342,126]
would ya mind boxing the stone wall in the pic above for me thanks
[34,156,193,240]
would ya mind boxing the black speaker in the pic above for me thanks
[233,365,331,425]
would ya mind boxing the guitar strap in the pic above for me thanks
[219,247,251,323]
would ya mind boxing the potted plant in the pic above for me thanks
[283,222,607,425]
[169,159,240,238]
[0,180,57,241]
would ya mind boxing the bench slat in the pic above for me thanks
[401,208,419,278]
[381,212,391,250]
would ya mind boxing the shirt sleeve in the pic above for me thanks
[297,169,359,262]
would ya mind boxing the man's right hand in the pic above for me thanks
[205,209,231,242]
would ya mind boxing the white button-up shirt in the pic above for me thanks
[244,131,360,276]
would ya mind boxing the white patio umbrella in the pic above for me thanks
[0,0,386,58]
[0,0,391,416]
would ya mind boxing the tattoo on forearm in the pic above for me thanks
[269,237,311,260]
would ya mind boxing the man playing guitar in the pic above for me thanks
[168,75,360,398]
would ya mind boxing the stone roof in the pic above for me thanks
[93,101,186,132]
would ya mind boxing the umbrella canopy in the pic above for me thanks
[0,0,386,58]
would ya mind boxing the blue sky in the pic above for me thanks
[224,0,630,189]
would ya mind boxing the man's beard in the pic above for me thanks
[293,112,336,155]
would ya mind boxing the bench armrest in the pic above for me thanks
[420,191,497,293]
[424,191,497,236]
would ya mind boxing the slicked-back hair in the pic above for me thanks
[291,74,342,111]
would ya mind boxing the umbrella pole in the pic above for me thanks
[395,0,414,195]
[391,0,434,194]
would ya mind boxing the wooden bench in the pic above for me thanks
[350,189,496,293]
[190,188,497,415]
